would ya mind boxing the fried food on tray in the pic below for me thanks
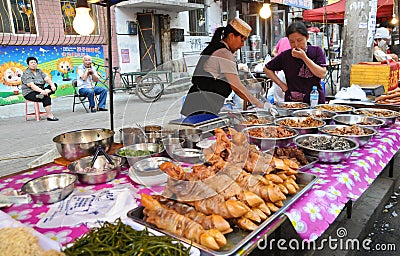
[148,128,303,249]
[141,194,227,250]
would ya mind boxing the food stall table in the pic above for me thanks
[0,123,399,254]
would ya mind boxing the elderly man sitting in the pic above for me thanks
[76,55,108,113]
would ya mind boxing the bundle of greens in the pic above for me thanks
[63,218,191,256]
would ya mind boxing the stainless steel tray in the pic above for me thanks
[298,156,319,172]
[127,171,318,255]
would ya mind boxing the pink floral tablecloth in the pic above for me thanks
[285,123,400,241]
[0,123,399,251]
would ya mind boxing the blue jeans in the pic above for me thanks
[79,86,108,109]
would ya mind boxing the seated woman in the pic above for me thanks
[21,57,59,121]
[263,22,326,104]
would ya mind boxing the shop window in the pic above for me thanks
[60,0,99,35]
[0,0,37,34]
[188,0,206,36]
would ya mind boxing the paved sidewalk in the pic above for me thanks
[0,91,187,177]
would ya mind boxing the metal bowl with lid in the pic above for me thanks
[53,128,114,161]
[332,114,385,129]
[318,124,377,147]
[294,134,359,163]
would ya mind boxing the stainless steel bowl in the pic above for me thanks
[242,125,299,151]
[119,127,147,145]
[68,155,124,184]
[171,148,205,164]
[233,115,275,131]
[53,128,114,161]
[353,108,399,127]
[115,143,164,166]
[314,104,354,114]
[332,114,385,129]
[21,173,77,204]
[292,109,336,123]
[128,157,171,186]
[161,138,185,158]
[318,125,377,147]
[178,129,203,149]
[275,116,326,135]
[294,134,359,163]
[275,102,309,116]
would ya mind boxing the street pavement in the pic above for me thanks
[0,90,187,177]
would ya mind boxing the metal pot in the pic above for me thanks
[119,127,147,145]
[178,128,203,149]
[53,128,114,161]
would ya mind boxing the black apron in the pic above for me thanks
[181,42,233,116]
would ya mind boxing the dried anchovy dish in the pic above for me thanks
[298,136,352,150]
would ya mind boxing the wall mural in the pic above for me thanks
[0,45,105,105]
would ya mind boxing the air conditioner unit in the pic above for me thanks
[170,28,184,42]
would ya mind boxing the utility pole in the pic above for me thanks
[340,0,378,88]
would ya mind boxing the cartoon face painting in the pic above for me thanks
[0,62,25,86]
[57,57,74,81]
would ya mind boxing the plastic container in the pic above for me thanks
[310,86,319,108]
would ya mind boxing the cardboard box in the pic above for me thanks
[350,62,399,93]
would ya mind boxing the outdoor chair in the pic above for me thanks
[72,79,90,113]
[25,100,46,121]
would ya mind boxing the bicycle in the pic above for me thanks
[92,62,166,103]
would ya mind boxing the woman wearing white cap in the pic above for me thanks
[373,27,398,62]
[181,17,265,116]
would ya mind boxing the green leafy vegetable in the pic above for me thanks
[63,218,191,256]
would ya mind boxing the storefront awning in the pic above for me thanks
[303,0,393,23]
[117,0,204,12]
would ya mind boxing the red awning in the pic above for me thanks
[303,0,393,23]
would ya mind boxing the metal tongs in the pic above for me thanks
[90,146,114,167]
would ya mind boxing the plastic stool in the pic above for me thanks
[25,100,46,121]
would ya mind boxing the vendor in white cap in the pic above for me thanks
[181,17,265,116]
[373,27,399,62]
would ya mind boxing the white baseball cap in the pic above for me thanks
[374,27,390,39]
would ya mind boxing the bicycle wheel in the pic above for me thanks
[136,74,164,102]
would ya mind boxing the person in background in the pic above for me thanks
[271,37,290,57]
[76,55,108,113]
[264,22,326,104]
[373,27,399,62]
[268,36,292,103]
[181,17,265,116]
[21,57,59,121]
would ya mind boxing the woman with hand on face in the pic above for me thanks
[264,22,326,104]
[21,57,59,121]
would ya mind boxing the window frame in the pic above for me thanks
[60,0,100,36]
[188,0,206,36]
[0,0,38,35]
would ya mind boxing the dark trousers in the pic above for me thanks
[23,84,57,107]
